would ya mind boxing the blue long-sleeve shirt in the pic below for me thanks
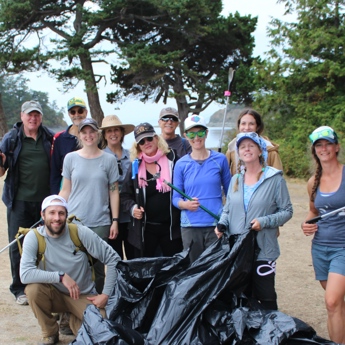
[172,150,231,227]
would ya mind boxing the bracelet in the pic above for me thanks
[112,218,119,222]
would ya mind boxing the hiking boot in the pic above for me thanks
[15,294,29,305]
[37,333,59,345]
[59,312,73,335]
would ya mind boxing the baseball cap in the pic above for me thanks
[184,114,208,131]
[78,118,99,132]
[236,132,268,162]
[41,195,68,212]
[21,101,43,115]
[309,126,338,144]
[159,107,179,120]
[67,97,87,110]
[134,122,156,143]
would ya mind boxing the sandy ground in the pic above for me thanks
[0,177,330,344]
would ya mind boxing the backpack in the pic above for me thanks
[16,215,96,280]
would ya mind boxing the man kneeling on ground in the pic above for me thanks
[20,195,121,345]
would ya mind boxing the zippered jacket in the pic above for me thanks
[218,166,293,261]
[0,122,53,209]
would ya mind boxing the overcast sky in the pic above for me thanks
[24,0,292,125]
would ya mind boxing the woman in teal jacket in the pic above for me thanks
[215,132,293,310]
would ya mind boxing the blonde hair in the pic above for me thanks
[130,135,170,161]
[233,155,267,192]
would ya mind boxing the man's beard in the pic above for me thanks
[46,221,66,236]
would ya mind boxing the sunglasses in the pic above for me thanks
[309,128,336,143]
[117,160,123,176]
[161,117,178,122]
[185,130,207,140]
[138,136,154,146]
[69,108,85,115]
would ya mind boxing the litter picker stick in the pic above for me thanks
[218,67,235,153]
[163,179,220,221]
[132,159,144,257]
[306,206,345,224]
[0,218,43,254]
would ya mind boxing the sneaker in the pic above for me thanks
[16,294,29,305]
[37,333,59,345]
[59,312,73,335]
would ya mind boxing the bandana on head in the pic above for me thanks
[236,132,268,162]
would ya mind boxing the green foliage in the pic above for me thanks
[0,75,66,129]
[253,0,345,178]
[107,1,257,130]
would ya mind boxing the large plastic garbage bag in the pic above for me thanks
[71,232,335,345]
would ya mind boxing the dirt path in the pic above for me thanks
[0,177,329,344]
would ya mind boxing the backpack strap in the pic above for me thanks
[50,130,65,156]
[17,227,46,267]
[67,216,96,281]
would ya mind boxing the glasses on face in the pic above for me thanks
[161,117,178,122]
[138,136,154,146]
[185,130,207,140]
[69,108,85,115]
[309,128,336,143]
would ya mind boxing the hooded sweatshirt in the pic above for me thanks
[218,166,293,261]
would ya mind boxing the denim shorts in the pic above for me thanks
[312,243,345,281]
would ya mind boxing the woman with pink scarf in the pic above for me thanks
[120,122,182,259]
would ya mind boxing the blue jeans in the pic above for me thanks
[7,200,42,297]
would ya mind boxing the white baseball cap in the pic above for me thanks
[41,195,68,212]
[184,114,208,132]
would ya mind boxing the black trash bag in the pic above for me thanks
[146,232,255,344]
[70,304,144,345]
[106,249,191,333]
[71,232,336,345]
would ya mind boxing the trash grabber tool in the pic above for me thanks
[0,218,43,254]
[163,179,220,221]
[139,161,220,220]
[306,206,345,224]
[132,159,145,257]
[218,67,235,153]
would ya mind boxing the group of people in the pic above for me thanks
[0,98,341,344]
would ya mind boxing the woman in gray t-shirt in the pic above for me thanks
[59,118,119,293]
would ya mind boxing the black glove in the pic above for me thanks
[216,223,227,233]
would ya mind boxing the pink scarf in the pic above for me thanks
[138,149,171,192]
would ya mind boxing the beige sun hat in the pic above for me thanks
[99,115,135,135]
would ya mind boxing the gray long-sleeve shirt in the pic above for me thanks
[20,223,120,296]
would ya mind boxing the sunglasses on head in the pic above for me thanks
[309,128,337,143]
[138,136,154,146]
[185,130,207,140]
[161,116,178,122]
[69,108,85,115]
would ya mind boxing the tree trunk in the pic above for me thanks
[78,52,104,125]
[0,93,8,139]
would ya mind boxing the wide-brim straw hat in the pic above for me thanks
[99,115,135,135]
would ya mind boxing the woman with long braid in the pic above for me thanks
[215,132,292,310]
[301,126,345,344]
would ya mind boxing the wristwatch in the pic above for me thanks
[58,271,65,283]
[112,218,119,222]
